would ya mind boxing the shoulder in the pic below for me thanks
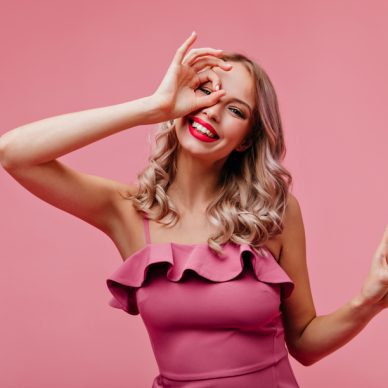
[112,182,140,220]
[279,192,306,265]
[284,192,302,223]
[283,192,303,235]
[115,182,139,199]
[108,183,147,259]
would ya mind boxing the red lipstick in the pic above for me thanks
[188,118,220,143]
[191,117,219,137]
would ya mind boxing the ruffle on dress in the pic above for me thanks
[106,242,294,315]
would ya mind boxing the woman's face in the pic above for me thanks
[175,61,256,164]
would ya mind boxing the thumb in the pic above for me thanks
[195,90,226,110]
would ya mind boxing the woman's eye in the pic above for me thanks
[198,87,211,95]
[198,87,245,118]
[230,107,244,118]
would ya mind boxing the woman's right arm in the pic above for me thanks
[0,31,230,238]
[0,95,166,236]
[0,95,164,168]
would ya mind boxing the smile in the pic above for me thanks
[188,119,220,143]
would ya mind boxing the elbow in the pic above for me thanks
[288,348,320,367]
[0,132,18,169]
[298,357,319,367]
[0,135,8,168]
[0,149,13,170]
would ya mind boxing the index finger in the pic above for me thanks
[173,32,197,64]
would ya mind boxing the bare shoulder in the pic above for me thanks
[279,192,305,266]
[261,193,300,263]
[277,191,308,296]
[109,183,147,260]
[284,192,302,224]
[113,182,138,202]
[112,182,139,215]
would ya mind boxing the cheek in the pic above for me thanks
[174,118,194,146]
[177,116,190,128]
[223,123,249,143]
[174,118,185,135]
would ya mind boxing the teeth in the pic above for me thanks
[192,121,217,138]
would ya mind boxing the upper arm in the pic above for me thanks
[278,193,317,358]
[2,159,136,234]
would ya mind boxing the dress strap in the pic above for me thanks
[143,213,151,245]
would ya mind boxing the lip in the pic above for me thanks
[190,116,219,138]
[188,120,219,143]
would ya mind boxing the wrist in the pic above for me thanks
[350,293,383,317]
[120,95,169,127]
[144,94,171,124]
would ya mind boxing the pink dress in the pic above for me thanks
[106,215,300,387]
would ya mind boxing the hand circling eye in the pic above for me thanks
[152,32,232,121]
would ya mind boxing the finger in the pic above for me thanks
[196,68,224,90]
[196,68,224,91]
[191,57,233,73]
[183,48,224,65]
[194,90,226,110]
[382,225,388,246]
[373,226,388,266]
[377,225,388,253]
[380,225,388,265]
[173,32,198,65]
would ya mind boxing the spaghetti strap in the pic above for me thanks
[143,213,151,245]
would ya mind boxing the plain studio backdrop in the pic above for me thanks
[0,1,387,387]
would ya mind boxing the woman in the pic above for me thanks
[0,31,387,387]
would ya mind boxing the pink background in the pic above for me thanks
[1,1,387,387]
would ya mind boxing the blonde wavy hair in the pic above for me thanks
[123,52,293,257]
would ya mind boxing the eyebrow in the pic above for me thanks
[229,97,253,115]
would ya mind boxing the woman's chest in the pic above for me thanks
[136,261,282,330]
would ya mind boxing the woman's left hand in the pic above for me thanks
[358,226,388,309]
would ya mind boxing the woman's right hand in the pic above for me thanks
[151,31,233,122]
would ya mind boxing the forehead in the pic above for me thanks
[210,62,255,110]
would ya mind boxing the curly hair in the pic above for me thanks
[122,51,293,258]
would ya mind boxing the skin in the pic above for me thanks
[1,31,387,368]
[167,61,255,216]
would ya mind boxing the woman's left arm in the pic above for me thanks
[279,194,387,366]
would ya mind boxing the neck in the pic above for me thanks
[167,148,226,214]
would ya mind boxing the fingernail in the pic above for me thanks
[215,84,220,90]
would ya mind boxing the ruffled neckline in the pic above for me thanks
[106,241,295,315]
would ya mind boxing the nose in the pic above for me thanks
[201,101,222,122]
